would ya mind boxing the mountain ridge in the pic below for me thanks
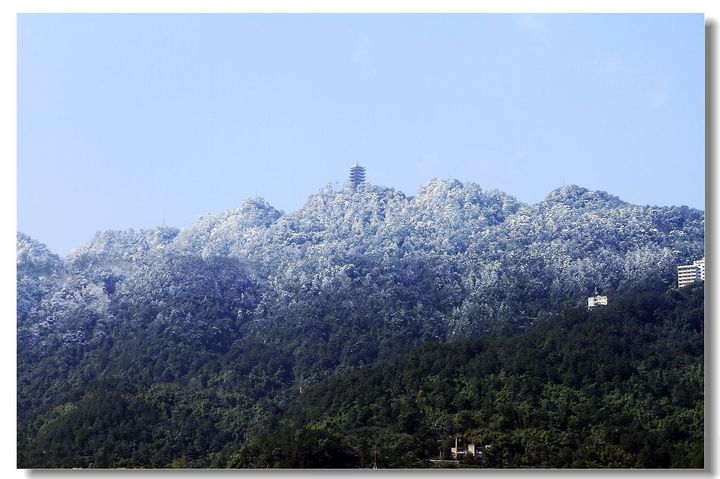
[19,180,703,261]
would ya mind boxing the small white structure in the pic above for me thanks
[450,436,492,460]
[587,294,608,310]
[678,257,705,288]
[451,437,469,458]
[450,437,488,459]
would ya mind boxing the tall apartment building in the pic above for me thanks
[678,257,705,288]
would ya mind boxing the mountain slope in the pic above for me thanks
[233,283,704,468]
[17,180,704,468]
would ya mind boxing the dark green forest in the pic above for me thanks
[19,281,704,468]
[233,283,704,468]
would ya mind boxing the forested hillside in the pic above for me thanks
[234,283,704,468]
[17,180,704,468]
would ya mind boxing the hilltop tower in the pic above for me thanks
[349,163,366,188]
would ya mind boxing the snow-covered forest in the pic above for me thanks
[17,179,704,468]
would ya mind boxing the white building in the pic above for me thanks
[696,257,705,281]
[587,295,608,310]
[450,437,488,459]
[678,257,705,288]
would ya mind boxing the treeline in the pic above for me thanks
[232,283,704,468]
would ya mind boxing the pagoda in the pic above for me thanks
[349,163,366,188]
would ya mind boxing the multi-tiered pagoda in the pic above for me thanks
[349,163,366,188]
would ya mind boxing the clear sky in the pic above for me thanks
[18,13,705,256]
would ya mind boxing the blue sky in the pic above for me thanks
[18,14,705,256]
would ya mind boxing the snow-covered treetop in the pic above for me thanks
[542,185,626,210]
[17,232,62,272]
[17,178,704,348]
[19,180,703,269]
[65,227,180,267]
